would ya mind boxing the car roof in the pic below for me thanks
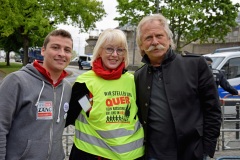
[79,55,92,57]
[205,51,240,58]
[213,46,240,53]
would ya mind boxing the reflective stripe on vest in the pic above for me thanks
[75,115,143,153]
[74,113,144,159]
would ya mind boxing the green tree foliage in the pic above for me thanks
[0,30,23,66]
[115,0,240,51]
[0,0,106,65]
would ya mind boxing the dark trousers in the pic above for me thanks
[69,144,109,160]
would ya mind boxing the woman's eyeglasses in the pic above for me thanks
[103,47,125,56]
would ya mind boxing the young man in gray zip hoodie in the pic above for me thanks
[0,29,73,160]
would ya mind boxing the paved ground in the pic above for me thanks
[214,150,240,159]
[213,121,240,159]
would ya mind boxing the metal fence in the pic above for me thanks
[62,126,74,159]
[218,96,240,151]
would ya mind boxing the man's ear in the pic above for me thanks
[41,47,45,56]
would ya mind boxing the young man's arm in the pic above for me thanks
[0,74,20,159]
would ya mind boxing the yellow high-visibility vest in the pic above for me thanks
[74,70,144,160]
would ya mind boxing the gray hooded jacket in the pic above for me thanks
[0,64,72,160]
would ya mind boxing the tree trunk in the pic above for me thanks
[5,51,10,66]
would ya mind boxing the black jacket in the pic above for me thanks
[134,49,221,160]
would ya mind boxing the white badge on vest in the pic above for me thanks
[36,101,53,120]
[78,95,92,112]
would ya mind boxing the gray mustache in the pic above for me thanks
[146,45,165,52]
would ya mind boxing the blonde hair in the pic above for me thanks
[91,28,129,67]
[136,14,176,56]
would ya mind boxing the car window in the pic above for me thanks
[222,57,240,79]
[71,57,79,61]
[211,57,224,69]
[79,56,87,61]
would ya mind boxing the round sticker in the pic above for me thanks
[63,102,69,112]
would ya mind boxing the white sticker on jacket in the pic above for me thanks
[63,102,69,112]
[36,101,53,120]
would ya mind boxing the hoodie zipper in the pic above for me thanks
[46,86,56,160]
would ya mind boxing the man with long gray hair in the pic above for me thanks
[134,14,221,160]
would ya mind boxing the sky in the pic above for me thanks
[57,0,239,55]
[57,0,119,55]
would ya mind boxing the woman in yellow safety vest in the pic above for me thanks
[66,28,144,160]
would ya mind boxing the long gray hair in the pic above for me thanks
[136,14,176,56]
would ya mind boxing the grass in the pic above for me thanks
[0,62,23,77]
